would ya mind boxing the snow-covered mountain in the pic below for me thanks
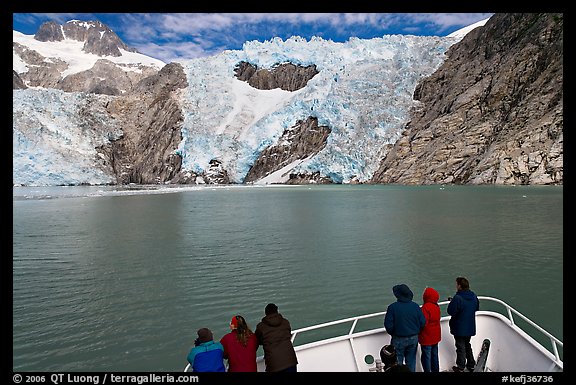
[13,15,562,187]
[12,29,165,79]
[13,20,165,95]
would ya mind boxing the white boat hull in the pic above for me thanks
[256,297,563,372]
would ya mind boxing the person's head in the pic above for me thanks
[392,284,414,301]
[423,286,440,304]
[380,344,398,367]
[230,315,249,331]
[456,276,470,291]
[195,328,213,345]
[231,315,253,345]
[265,303,278,315]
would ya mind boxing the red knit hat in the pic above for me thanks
[230,316,238,328]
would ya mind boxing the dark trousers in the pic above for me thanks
[454,336,476,370]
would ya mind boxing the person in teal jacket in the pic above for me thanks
[187,328,226,372]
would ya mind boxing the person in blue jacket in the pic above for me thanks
[187,328,226,372]
[447,276,480,372]
[384,283,426,372]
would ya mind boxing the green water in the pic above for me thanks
[12,184,563,371]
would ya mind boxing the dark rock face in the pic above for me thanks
[371,13,563,185]
[13,70,27,89]
[87,82,121,96]
[131,61,189,95]
[244,116,331,183]
[34,21,65,42]
[285,171,333,185]
[234,61,319,91]
[204,159,231,184]
[96,63,189,184]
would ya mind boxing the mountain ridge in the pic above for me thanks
[12,14,562,186]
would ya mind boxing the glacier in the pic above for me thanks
[13,89,120,186]
[13,34,462,186]
[179,35,458,183]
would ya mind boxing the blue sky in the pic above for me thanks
[13,13,493,63]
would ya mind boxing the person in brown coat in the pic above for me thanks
[255,303,298,372]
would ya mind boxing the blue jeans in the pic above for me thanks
[391,335,418,372]
[420,344,439,372]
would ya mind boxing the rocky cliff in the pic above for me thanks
[234,61,319,91]
[13,70,27,89]
[96,63,189,184]
[244,117,332,183]
[370,13,563,185]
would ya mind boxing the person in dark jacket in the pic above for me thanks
[187,328,226,372]
[419,287,441,372]
[255,303,298,372]
[447,276,480,372]
[384,284,426,372]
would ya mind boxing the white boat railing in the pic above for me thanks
[290,310,387,343]
[288,296,562,363]
[474,296,563,364]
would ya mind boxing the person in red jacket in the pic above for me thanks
[419,287,441,372]
[220,315,258,372]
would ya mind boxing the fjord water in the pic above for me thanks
[13,184,563,371]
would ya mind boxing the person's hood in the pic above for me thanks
[262,312,284,327]
[392,284,414,302]
[422,287,440,304]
